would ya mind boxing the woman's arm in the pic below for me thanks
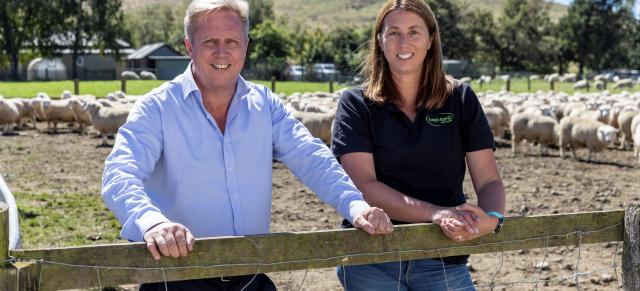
[444,148,506,240]
[340,152,478,233]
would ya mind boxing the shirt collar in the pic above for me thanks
[179,62,250,100]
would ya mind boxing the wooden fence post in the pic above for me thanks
[527,78,531,91]
[329,79,334,93]
[623,203,640,290]
[0,202,11,289]
[550,80,555,91]
[506,79,511,92]
[121,79,127,94]
[73,79,79,95]
[271,76,276,93]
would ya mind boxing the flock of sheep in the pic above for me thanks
[0,90,134,146]
[480,89,640,163]
[1,78,640,164]
[461,73,640,91]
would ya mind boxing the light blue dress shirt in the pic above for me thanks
[102,65,369,242]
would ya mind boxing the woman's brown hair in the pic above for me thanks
[361,0,454,110]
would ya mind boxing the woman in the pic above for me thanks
[331,0,506,290]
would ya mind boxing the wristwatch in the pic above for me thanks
[487,211,505,233]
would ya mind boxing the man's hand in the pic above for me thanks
[430,203,481,241]
[353,207,393,235]
[143,222,196,260]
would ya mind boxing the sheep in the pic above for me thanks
[477,75,492,85]
[67,98,92,135]
[529,75,540,80]
[612,79,634,90]
[634,122,640,162]
[13,98,37,129]
[291,109,336,144]
[570,106,610,123]
[560,73,577,83]
[484,106,509,139]
[40,99,77,132]
[558,116,619,161]
[459,77,472,84]
[631,114,640,159]
[497,74,510,82]
[616,109,638,149]
[510,113,558,156]
[0,99,21,134]
[545,73,560,82]
[83,100,131,146]
[139,71,157,80]
[595,80,605,90]
[61,90,72,99]
[121,71,140,80]
[573,80,590,90]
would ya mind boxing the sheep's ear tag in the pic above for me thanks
[426,113,454,127]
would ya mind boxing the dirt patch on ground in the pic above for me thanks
[1,125,638,290]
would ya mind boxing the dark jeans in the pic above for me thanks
[139,274,277,291]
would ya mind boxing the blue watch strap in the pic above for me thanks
[487,211,504,219]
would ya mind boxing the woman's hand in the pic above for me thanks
[439,203,499,242]
[430,203,480,240]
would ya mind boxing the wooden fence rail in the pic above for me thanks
[1,204,638,290]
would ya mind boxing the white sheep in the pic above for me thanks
[484,106,510,139]
[560,73,577,83]
[41,99,77,132]
[617,110,638,150]
[121,71,140,80]
[13,98,37,129]
[0,99,21,134]
[558,116,619,161]
[510,113,558,156]
[139,71,157,80]
[573,80,589,90]
[459,77,472,84]
[83,101,131,146]
[67,98,92,135]
[291,109,336,144]
[612,79,634,90]
[633,115,640,162]
[529,75,540,80]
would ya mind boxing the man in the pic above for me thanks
[102,0,393,289]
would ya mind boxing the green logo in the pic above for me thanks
[426,113,455,126]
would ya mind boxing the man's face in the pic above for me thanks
[185,9,248,93]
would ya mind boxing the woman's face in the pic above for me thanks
[379,9,432,80]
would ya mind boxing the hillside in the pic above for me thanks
[123,0,568,30]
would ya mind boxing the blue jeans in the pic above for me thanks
[337,258,476,291]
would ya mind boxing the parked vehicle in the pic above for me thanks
[285,65,306,81]
[313,63,338,81]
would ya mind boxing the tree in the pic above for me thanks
[248,20,292,79]
[327,26,369,75]
[558,0,635,77]
[124,3,186,53]
[0,0,47,80]
[492,0,555,72]
[428,0,474,60]
[56,0,129,79]
[249,0,275,28]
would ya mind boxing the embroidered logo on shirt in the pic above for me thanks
[426,113,454,126]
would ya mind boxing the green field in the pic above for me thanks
[1,79,637,99]
[0,80,346,98]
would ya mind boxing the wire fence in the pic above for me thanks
[3,213,631,291]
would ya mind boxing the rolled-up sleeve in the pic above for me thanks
[268,89,369,223]
[102,96,170,241]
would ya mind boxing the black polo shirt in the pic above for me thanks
[331,84,494,265]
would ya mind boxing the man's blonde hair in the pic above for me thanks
[184,0,249,40]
